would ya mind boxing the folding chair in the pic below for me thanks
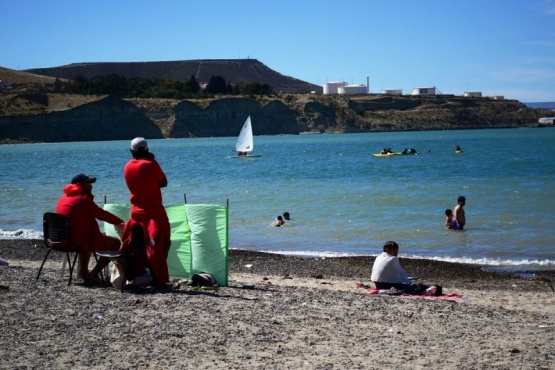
[92,222,148,293]
[37,212,101,286]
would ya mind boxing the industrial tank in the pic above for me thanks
[323,81,347,94]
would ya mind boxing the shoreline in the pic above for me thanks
[2,236,555,272]
[1,239,555,286]
[1,239,554,368]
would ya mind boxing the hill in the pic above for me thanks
[23,59,321,94]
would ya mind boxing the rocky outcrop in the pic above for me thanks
[0,95,163,143]
[0,93,552,144]
[168,98,298,137]
[293,94,551,132]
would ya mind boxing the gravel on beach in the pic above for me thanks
[1,239,554,369]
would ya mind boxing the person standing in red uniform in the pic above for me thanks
[123,137,171,289]
[55,173,124,282]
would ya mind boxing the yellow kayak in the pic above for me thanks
[373,152,396,157]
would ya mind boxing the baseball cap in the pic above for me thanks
[71,173,96,184]
[130,137,148,151]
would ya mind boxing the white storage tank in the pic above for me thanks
[337,84,368,95]
[382,89,403,95]
[323,81,347,94]
[410,87,436,95]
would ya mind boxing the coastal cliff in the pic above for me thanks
[0,94,162,143]
[0,92,551,143]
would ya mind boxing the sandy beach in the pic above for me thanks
[1,240,554,369]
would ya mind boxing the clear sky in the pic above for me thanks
[1,0,554,102]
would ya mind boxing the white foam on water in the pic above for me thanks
[0,229,43,240]
[238,249,555,269]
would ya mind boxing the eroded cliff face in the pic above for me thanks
[168,98,298,138]
[0,95,163,143]
[0,93,551,144]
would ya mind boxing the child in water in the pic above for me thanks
[274,215,285,227]
[445,209,458,230]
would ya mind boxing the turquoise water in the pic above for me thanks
[1,128,554,268]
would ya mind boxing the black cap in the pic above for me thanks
[71,173,97,184]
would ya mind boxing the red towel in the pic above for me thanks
[364,288,464,301]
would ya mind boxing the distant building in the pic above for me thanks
[323,81,347,94]
[382,88,403,95]
[464,91,482,98]
[538,117,555,124]
[410,87,436,95]
[337,84,368,95]
[324,77,370,95]
[493,96,504,100]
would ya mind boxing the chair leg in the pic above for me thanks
[67,251,79,286]
[36,249,53,280]
[91,253,105,284]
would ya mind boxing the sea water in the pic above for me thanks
[1,128,554,269]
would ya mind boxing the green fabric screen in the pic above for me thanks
[103,203,228,286]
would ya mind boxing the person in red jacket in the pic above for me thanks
[56,173,124,282]
[124,137,171,289]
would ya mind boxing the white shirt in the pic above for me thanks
[371,252,410,284]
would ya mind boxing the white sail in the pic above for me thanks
[235,115,254,152]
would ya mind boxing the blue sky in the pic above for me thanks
[1,0,554,102]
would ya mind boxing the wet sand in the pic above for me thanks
[1,240,554,369]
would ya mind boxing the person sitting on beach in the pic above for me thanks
[283,212,291,221]
[371,241,411,290]
[371,241,442,295]
[274,216,285,227]
[55,173,125,283]
[445,209,458,230]
[454,196,466,230]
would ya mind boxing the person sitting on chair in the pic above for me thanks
[55,173,124,283]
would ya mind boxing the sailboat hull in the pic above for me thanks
[229,155,262,159]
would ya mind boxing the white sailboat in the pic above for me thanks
[233,115,261,158]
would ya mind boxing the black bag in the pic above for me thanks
[191,273,218,288]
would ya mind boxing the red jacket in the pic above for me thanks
[55,184,124,251]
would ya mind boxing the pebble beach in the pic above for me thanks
[1,239,554,369]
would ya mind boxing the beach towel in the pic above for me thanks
[363,288,464,301]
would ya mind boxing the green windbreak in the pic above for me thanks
[103,203,228,286]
